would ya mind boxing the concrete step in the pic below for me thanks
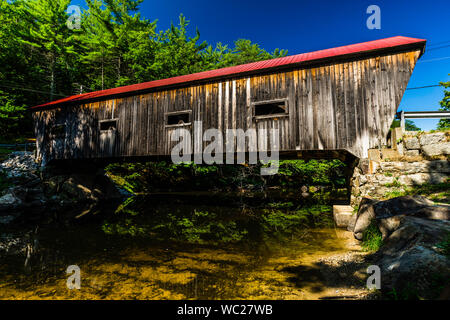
[333,205,356,229]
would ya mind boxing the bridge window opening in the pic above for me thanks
[166,111,192,127]
[50,124,66,139]
[253,99,288,119]
[99,119,117,131]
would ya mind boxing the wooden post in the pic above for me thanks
[400,110,405,133]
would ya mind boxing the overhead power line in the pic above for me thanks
[427,44,450,51]
[418,55,450,63]
[427,40,450,48]
[406,84,442,90]
[0,83,67,97]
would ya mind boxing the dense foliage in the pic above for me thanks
[105,159,347,194]
[437,79,450,130]
[0,0,287,140]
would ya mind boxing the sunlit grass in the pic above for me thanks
[383,182,450,202]
[361,223,383,252]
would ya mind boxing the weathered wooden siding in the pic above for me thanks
[33,49,421,164]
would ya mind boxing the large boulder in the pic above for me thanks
[0,192,23,214]
[353,198,378,240]
[61,176,99,202]
[0,152,124,224]
[373,216,450,299]
[353,195,450,298]
[353,195,449,240]
[371,195,434,218]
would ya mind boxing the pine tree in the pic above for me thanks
[222,39,288,67]
[88,0,155,87]
[14,0,82,100]
[149,15,209,79]
[82,0,118,90]
[0,0,290,139]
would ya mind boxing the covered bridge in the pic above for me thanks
[31,36,426,166]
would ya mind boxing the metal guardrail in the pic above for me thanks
[396,110,450,131]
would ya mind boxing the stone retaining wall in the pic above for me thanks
[402,131,450,157]
[351,130,450,206]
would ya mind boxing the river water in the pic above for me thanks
[0,196,365,300]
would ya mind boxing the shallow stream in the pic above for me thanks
[0,196,365,300]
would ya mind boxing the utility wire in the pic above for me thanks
[0,80,94,96]
[427,44,450,51]
[418,56,450,63]
[427,40,450,48]
[0,83,67,97]
[406,84,442,90]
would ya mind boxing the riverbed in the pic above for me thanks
[0,198,370,300]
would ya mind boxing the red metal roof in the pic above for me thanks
[32,36,426,110]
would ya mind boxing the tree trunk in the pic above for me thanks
[50,55,55,101]
[101,56,104,90]
[117,55,121,83]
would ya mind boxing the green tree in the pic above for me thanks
[222,39,288,67]
[14,0,82,100]
[90,0,155,87]
[81,0,114,90]
[437,79,450,130]
[149,15,210,80]
[0,90,26,140]
[391,119,421,131]
[0,0,40,139]
[0,0,289,141]
[405,119,421,131]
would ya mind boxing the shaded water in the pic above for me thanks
[0,197,363,300]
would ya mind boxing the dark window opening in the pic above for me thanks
[254,102,287,116]
[51,124,66,138]
[167,112,190,125]
[100,120,117,131]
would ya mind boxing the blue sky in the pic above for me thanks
[74,0,450,130]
